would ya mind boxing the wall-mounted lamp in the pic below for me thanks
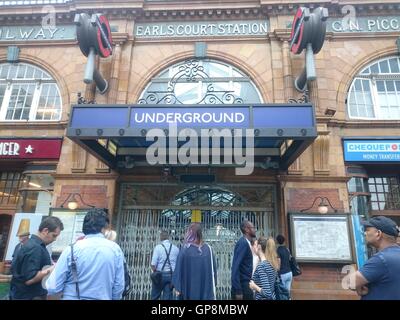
[300,196,338,214]
[324,108,336,116]
[60,193,95,210]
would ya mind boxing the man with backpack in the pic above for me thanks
[150,230,179,300]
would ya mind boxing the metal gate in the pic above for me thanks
[116,184,277,300]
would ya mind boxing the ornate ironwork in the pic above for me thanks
[77,92,96,104]
[288,89,309,104]
[117,184,276,300]
[138,59,244,105]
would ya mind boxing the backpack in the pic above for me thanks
[122,262,132,298]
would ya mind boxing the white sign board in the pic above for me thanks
[50,209,86,253]
[4,213,45,261]
[290,214,353,262]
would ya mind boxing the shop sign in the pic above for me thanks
[328,16,400,33]
[69,104,314,130]
[344,140,400,162]
[0,138,62,159]
[135,20,269,38]
[0,25,76,41]
[131,107,249,128]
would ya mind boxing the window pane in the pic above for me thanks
[0,63,62,121]
[8,65,17,78]
[379,60,389,73]
[362,80,370,91]
[16,64,26,78]
[5,84,35,120]
[0,84,6,107]
[386,81,395,92]
[36,83,61,120]
[368,176,400,211]
[370,63,379,73]
[376,81,385,92]
[0,64,9,79]
[25,66,34,78]
[361,67,370,75]
[354,79,362,91]
[0,171,23,205]
[389,58,400,73]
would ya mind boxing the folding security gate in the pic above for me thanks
[116,183,277,300]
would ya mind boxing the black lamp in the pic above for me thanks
[300,196,338,214]
[60,193,95,210]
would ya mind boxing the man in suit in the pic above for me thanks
[231,220,256,300]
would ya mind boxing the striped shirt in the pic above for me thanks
[252,260,277,300]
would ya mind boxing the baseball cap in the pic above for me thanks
[362,216,399,237]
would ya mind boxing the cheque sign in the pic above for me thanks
[344,140,400,162]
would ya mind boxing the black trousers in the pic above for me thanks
[231,281,254,300]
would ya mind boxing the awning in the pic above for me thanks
[66,103,317,171]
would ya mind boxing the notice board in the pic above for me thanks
[289,214,354,263]
[49,209,87,254]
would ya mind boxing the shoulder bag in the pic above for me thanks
[274,272,290,300]
[70,244,80,300]
[150,244,172,287]
[287,247,302,277]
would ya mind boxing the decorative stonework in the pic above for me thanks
[96,159,110,173]
[313,125,330,176]
[288,157,302,175]
[71,143,87,173]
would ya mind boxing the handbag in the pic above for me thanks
[122,262,132,297]
[150,243,172,287]
[287,248,302,277]
[150,271,163,287]
[274,273,290,300]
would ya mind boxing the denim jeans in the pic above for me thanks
[151,271,173,300]
[280,271,293,296]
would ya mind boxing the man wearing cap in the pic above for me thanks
[354,216,400,300]
[9,230,30,299]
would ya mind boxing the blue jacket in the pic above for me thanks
[231,236,253,294]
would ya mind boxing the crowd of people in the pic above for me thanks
[7,208,400,300]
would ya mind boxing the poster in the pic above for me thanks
[351,214,367,268]
[4,213,45,261]
[50,209,87,254]
[290,214,353,263]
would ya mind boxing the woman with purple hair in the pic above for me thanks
[172,223,217,300]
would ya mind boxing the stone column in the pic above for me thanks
[308,80,319,113]
[71,143,87,173]
[282,40,294,102]
[108,43,122,104]
[313,124,330,176]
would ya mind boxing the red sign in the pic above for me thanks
[96,14,113,58]
[0,138,62,159]
[289,7,328,55]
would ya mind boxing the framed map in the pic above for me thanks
[289,214,354,263]
[49,209,87,254]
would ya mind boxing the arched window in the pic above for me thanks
[161,185,247,219]
[0,63,62,121]
[138,59,262,104]
[347,56,400,120]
